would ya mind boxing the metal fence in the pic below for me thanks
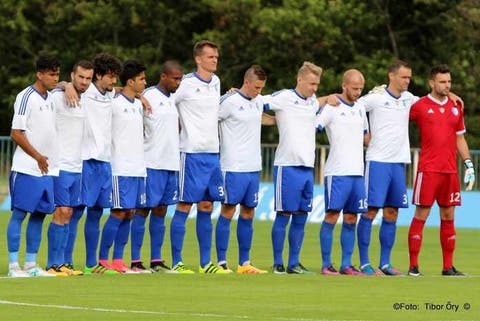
[1,137,479,195]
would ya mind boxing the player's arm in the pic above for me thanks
[448,91,463,107]
[317,94,340,107]
[137,93,152,115]
[261,112,276,125]
[57,81,80,107]
[456,134,475,190]
[364,132,371,146]
[11,129,49,174]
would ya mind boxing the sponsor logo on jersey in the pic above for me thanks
[427,108,434,114]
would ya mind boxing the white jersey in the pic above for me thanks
[51,88,84,173]
[111,94,146,177]
[175,72,221,153]
[219,90,265,172]
[358,89,418,163]
[143,85,180,171]
[265,89,319,168]
[81,83,114,162]
[316,97,369,176]
[11,85,57,177]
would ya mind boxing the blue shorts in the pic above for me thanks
[325,176,367,213]
[145,168,178,207]
[112,176,146,210]
[365,161,408,208]
[9,171,55,214]
[179,152,224,203]
[223,171,260,207]
[81,159,112,208]
[54,170,82,207]
[274,166,313,212]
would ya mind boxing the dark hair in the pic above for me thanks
[388,60,411,74]
[120,60,146,86]
[430,64,450,79]
[36,53,60,72]
[161,60,182,75]
[72,60,94,73]
[193,40,218,58]
[92,53,122,81]
[244,65,267,81]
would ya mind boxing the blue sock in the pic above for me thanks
[98,215,122,260]
[320,221,335,268]
[131,213,147,262]
[215,215,231,264]
[357,215,373,267]
[64,206,84,264]
[196,210,212,268]
[84,208,103,267]
[170,210,188,266]
[149,215,165,261]
[60,224,69,265]
[113,218,131,260]
[7,209,27,262]
[25,212,46,262]
[288,213,307,269]
[47,222,63,267]
[340,222,356,270]
[379,218,396,268]
[237,216,253,266]
[271,213,290,266]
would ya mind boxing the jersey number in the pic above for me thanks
[449,192,460,203]
[358,198,368,210]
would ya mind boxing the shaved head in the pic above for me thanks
[341,69,365,103]
[343,69,364,85]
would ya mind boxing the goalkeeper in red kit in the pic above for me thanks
[408,64,475,277]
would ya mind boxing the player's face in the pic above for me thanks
[389,66,412,93]
[430,72,451,97]
[244,78,266,98]
[162,68,183,93]
[195,46,218,73]
[37,68,60,90]
[130,71,147,94]
[71,66,93,94]
[343,78,365,103]
[97,72,118,92]
[296,72,320,97]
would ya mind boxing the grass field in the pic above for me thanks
[0,211,478,321]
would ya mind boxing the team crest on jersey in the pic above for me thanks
[440,107,445,113]
[195,88,200,93]
[451,107,459,116]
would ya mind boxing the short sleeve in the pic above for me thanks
[11,93,30,130]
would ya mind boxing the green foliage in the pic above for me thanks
[0,0,479,148]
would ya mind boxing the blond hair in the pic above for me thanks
[297,61,323,78]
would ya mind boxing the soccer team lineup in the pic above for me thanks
[7,39,475,278]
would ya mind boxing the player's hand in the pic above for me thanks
[65,83,80,107]
[448,92,464,107]
[326,94,340,106]
[368,84,387,94]
[35,154,49,175]
[139,95,152,115]
[464,159,475,191]
[227,87,238,94]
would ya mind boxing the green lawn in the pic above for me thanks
[0,212,478,321]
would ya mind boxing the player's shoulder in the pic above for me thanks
[220,91,238,105]
[271,89,289,97]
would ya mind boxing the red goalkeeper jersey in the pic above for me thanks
[409,94,465,173]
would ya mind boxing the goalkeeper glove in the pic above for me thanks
[368,84,387,94]
[464,159,475,191]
